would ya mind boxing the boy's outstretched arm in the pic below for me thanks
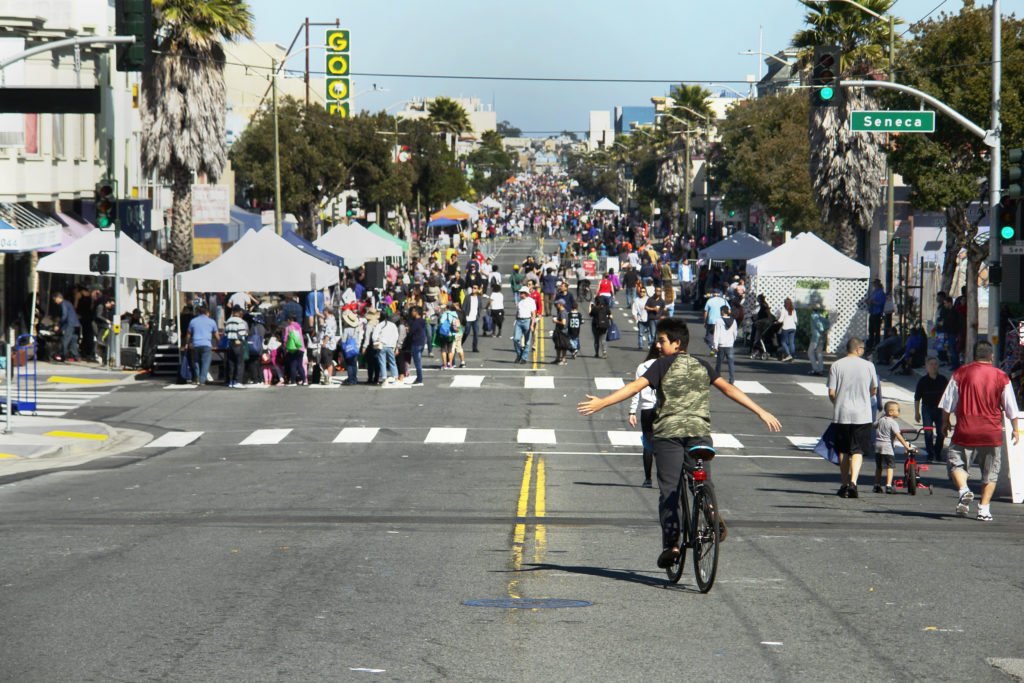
[578,377,649,416]
[713,378,782,432]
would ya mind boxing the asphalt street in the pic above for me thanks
[1,237,1022,682]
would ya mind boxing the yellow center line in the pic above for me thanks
[46,376,116,385]
[532,315,544,370]
[533,457,547,563]
[508,452,534,599]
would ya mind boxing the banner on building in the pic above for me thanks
[191,185,230,225]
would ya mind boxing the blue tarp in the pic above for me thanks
[195,206,264,244]
[427,217,460,228]
[282,228,345,267]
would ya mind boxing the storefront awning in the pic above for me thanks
[0,203,62,252]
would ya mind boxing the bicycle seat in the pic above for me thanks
[688,444,717,459]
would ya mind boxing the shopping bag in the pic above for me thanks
[605,319,621,342]
[179,352,193,383]
[814,423,840,465]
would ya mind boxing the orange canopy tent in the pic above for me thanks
[429,205,470,222]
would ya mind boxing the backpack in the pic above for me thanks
[341,335,359,360]
[438,314,453,338]
[285,327,303,351]
[247,329,263,355]
[595,305,611,330]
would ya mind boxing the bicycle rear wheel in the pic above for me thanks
[692,486,720,593]
[665,492,688,584]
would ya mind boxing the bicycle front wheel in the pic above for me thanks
[692,486,720,593]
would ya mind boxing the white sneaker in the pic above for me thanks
[956,490,974,517]
[385,377,396,384]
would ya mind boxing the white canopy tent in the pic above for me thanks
[699,231,773,262]
[479,197,502,210]
[314,222,404,268]
[591,197,621,213]
[177,228,339,292]
[452,200,480,220]
[37,228,173,280]
[745,232,869,353]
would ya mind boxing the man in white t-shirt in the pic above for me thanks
[228,291,258,311]
[513,287,537,365]
[828,337,878,499]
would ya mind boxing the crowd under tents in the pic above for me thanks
[591,197,621,213]
[698,231,773,262]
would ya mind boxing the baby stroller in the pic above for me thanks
[750,319,783,360]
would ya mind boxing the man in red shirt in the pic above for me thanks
[939,341,1020,521]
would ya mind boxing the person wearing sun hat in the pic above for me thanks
[513,286,537,365]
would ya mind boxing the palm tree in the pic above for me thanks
[141,0,254,273]
[659,84,713,231]
[792,0,898,257]
[427,97,471,156]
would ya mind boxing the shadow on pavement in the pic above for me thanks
[517,562,687,590]
[862,508,953,521]
[573,481,644,488]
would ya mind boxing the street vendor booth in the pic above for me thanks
[314,222,404,269]
[698,231,773,262]
[745,232,869,354]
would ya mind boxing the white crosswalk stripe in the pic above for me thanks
[608,431,643,447]
[450,375,485,388]
[711,433,744,449]
[881,382,915,402]
[240,429,292,445]
[424,427,467,443]
[797,381,830,397]
[146,431,204,448]
[524,376,554,389]
[4,390,109,417]
[733,380,770,394]
[517,428,556,444]
[788,436,820,451]
[594,377,625,390]
[334,427,379,443]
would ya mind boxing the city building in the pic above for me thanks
[395,96,496,139]
[753,48,800,98]
[587,110,613,151]
[614,105,656,137]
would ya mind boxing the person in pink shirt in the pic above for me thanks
[281,314,307,386]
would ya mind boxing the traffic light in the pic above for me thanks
[115,0,154,72]
[811,46,842,107]
[347,194,360,218]
[998,197,1019,242]
[96,183,116,229]
[89,253,110,273]
[1004,147,1024,199]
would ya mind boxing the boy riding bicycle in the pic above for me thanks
[578,318,782,568]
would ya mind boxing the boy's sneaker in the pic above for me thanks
[976,510,993,522]
[885,486,894,494]
[872,484,883,493]
[847,484,859,499]
[956,490,974,517]
[837,485,849,498]
[642,478,652,488]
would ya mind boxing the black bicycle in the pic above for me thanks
[665,446,721,593]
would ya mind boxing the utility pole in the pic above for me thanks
[272,57,282,235]
[683,134,691,231]
[304,17,310,106]
[988,0,1003,347]
[884,13,896,319]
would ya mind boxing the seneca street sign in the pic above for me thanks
[850,110,936,133]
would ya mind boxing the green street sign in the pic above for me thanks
[850,110,935,133]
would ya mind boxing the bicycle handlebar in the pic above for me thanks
[899,426,935,443]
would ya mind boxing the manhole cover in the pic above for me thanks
[462,598,592,609]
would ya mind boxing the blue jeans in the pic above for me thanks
[344,355,358,383]
[625,288,636,307]
[715,346,735,383]
[513,318,532,361]
[377,346,398,380]
[945,334,961,370]
[780,329,796,358]
[921,404,944,461]
[637,319,652,349]
[192,345,212,384]
[464,319,480,351]
[411,345,423,383]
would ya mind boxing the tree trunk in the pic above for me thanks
[834,216,857,258]
[170,165,193,275]
[669,195,679,233]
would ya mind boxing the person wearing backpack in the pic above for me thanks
[590,297,612,359]
[339,307,363,385]
[567,301,583,359]
[713,304,739,384]
[438,303,461,370]
[244,312,266,384]
[224,305,249,388]
[281,313,307,386]
[371,314,400,385]
[808,302,830,376]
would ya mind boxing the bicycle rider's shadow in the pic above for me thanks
[514,562,695,591]
[861,508,952,521]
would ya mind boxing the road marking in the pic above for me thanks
[788,436,820,450]
[595,377,625,390]
[45,376,117,385]
[525,451,820,460]
[146,431,204,448]
[712,433,744,449]
[517,428,556,444]
[608,430,643,447]
[734,380,770,394]
[43,430,108,440]
[881,383,915,402]
[0,453,20,459]
[534,456,547,563]
[509,453,534,598]
[424,427,467,443]
[240,428,292,445]
[334,427,379,443]
[450,375,485,388]
[524,376,555,389]
[797,381,830,397]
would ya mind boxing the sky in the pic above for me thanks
[245,0,1024,133]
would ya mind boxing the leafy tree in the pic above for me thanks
[466,139,515,197]
[141,0,253,272]
[336,113,416,227]
[229,97,348,235]
[496,120,522,137]
[713,92,823,238]
[402,118,466,208]
[791,0,898,257]
[659,84,714,231]
[480,130,504,150]
[428,97,471,154]
[887,2,1024,353]
[560,130,579,142]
